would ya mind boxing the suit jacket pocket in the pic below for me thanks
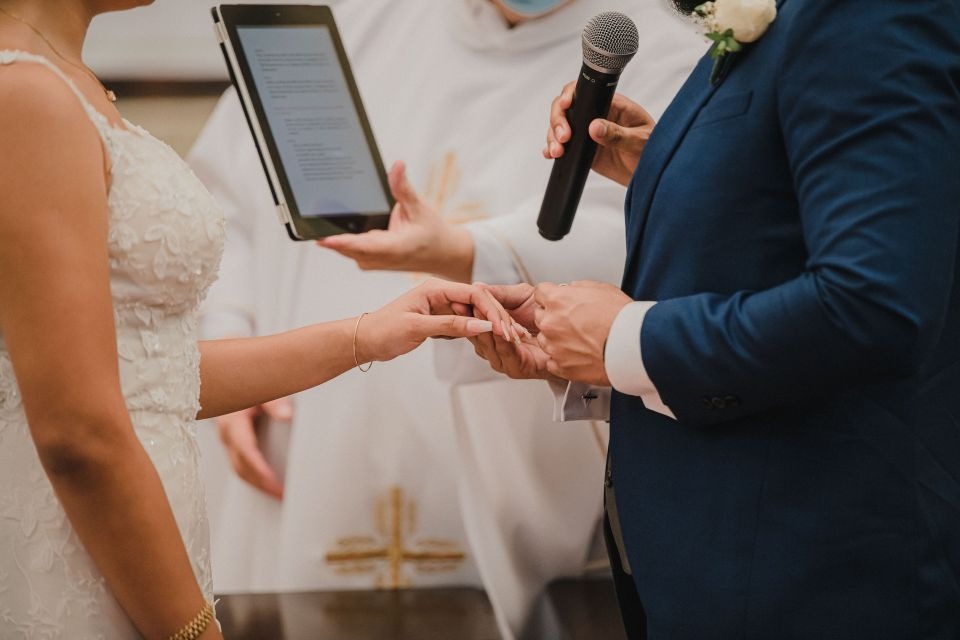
[690,90,754,129]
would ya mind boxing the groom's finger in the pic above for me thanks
[451,302,472,316]
[473,332,504,372]
[479,283,533,310]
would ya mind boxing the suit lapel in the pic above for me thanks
[621,55,719,286]
[621,0,791,289]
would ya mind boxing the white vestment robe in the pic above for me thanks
[189,1,702,637]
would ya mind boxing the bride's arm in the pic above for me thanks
[196,278,514,419]
[0,70,220,639]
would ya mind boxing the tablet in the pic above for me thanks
[212,4,392,240]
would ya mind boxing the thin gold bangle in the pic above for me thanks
[166,601,214,640]
[353,313,373,372]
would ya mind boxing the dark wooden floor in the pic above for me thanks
[216,577,628,640]
[216,588,500,640]
[522,578,628,640]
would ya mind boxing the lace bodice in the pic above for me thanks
[0,51,225,638]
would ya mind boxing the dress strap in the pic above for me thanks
[0,49,114,145]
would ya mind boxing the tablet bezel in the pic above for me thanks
[214,4,392,240]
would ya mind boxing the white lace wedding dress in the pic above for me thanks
[0,51,225,639]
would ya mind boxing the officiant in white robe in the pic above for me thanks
[189,1,701,636]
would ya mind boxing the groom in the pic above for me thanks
[473,0,960,637]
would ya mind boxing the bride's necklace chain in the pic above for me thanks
[0,4,116,102]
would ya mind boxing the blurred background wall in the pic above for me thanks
[83,1,222,154]
[82,0,349,154]
[85,0,228,80]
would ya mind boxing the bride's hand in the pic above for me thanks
[356,278,518,363]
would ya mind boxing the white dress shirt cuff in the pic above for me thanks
[548,379,611,422]
[604,301,676,420]
[466,222,523,285]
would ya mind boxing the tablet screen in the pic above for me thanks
[236,25,390,218]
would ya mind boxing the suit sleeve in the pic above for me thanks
[188,89,259,339]
[639,0,960,426]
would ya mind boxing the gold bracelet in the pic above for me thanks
[166,601,214,640]
[353,312,373,372]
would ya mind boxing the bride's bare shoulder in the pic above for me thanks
[0,62,105,197]
[0,61,103,154]
[0,61,109,229]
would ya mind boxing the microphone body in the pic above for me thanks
[536,64,621,241]
[536,11,639,241]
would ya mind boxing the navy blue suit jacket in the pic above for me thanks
[611,0,960,637]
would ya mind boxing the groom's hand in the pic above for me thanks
[533,281,632,386]
[470,328,560,382]
[477,282,539,333]
[467,282,558,380]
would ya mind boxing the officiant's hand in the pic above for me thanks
[357,278,517,363]
[318,161,475,283]
[545,83,655,187]
[532,281,632,386]
[215,397,292,500]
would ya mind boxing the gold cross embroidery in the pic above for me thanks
[325,486,467,588]
[406,152,492,285]
[423,151,488,225]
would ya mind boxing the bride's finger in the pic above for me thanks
[485,289,520,343]
[513,321,532,339]
[422,280,509,338]
[413,314,493,339]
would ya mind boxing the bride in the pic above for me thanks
[0,1,514,638]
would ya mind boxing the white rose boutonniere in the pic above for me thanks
[696,0,777,83]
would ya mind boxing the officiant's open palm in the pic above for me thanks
[545,83,655,187]
[318,161,474,282]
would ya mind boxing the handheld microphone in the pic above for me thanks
[537,12,639,241]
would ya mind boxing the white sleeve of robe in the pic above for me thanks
[189,88,258,340]
[434,170,628,385]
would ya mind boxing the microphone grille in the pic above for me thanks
[581,11,639,74]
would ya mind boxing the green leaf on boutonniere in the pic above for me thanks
[706,29,742,59]
[706,28,742,84]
